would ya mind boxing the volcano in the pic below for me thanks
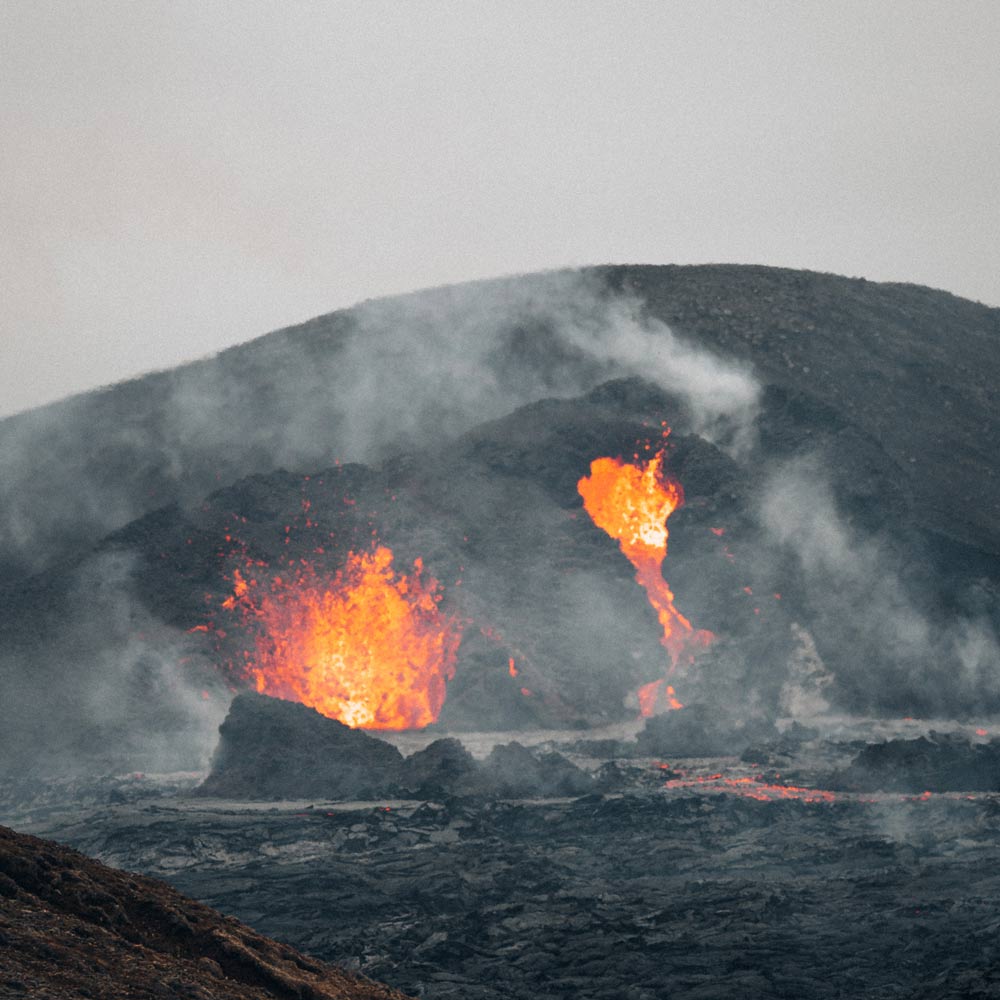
[2,264,1000,1000]
[1,264,997,774]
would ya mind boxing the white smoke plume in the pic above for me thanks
[0,551,228,777]
[0,269,758,577]
[760,456,1000,715]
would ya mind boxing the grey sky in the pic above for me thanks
[2,1,998,418]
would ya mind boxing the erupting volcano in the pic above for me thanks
[578,444,713,713]
[222,545,461,729]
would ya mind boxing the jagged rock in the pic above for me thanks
[460,742,594,798]
[740,721,821,765]
[397,738,478,797]
[194,697,596,802]
[195,693,404,800]
[564,737,640,759]
[827,731,1000,792]
[636,704,779,758]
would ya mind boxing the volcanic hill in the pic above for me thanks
[0,265,997,776]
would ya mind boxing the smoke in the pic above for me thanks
[0,551,228,778]
[336,273,759,458]
[0,269,765,771]
[759,456,1000,716]
[0,269,758,578]
[550,291,760,455]
[779,623,835,718]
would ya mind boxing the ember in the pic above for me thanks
[578,448,712,711]
[222,545,461,729]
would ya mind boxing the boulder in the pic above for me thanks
[462,742,593,798]
[195,693,404,800]
[398,738,479,797]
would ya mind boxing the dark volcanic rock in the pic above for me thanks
[196,693,404,800]
[636,703,779,757]
[24,774,1000,1000]
[740,721,821,766]
[564,736,640,759]
[828,732,1000,792]
[0,823,409,1000]
[196,697,594,802]
[397,738,478,797]
[461,742,594,798]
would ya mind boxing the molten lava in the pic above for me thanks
[223,545,461,729]
[637,679,683,716]
[662,768,838,804]
[578,449,712,713]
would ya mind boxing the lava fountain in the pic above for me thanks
[222,545,461,729]
[577,446,713,714]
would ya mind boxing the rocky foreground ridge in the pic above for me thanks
[0,823,409,1000]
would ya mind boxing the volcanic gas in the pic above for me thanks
[578,444,713,713]
[221,545,461,729]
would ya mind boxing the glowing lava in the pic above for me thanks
[663,769,838,803]
[637,679,683,716]
[578,448,712,713]
[223,545,461,729]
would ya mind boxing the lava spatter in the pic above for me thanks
[578,446,713,713]
[222,545,461,730]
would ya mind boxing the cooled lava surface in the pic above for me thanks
[6,699,1000,1000]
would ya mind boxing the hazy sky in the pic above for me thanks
[2,1,998,418]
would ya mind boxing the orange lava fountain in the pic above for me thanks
[578,449,713,714]
[223,546,461,729]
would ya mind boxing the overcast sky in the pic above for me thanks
[1,1,998,418]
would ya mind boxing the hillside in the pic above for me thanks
[0,823,409,1000]
[1,265,996,585]
[0,265,997,776]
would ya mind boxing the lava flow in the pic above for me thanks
[578,446,712,714]
[661,766,838,804]
[222,545,461,729]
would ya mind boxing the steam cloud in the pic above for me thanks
[0,270,761,775]
[759,457,1000,717]
[0,551,229,778]
[0,270,757,578]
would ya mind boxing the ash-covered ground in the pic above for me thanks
[6,701,1000,1000]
